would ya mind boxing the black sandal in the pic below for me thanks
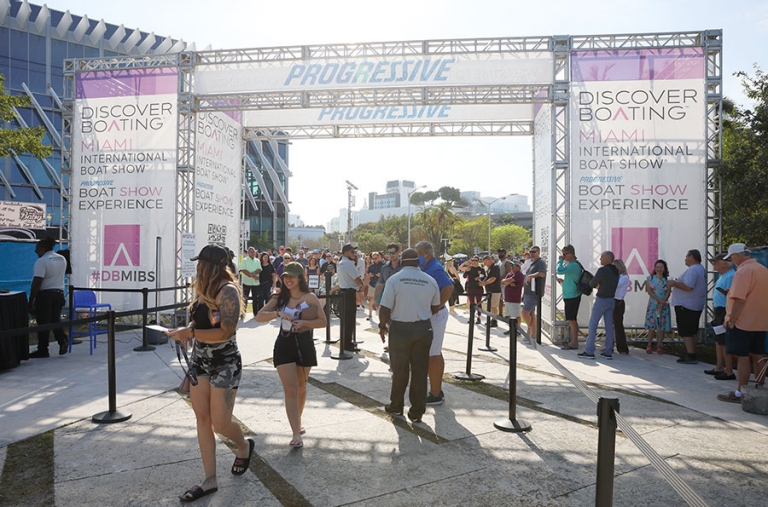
[231,438,254,476]
[179,485,218,502]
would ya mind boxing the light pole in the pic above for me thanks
[474,197,505,254]
[407,185,426,248]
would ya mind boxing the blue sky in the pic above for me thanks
[49,0,768,227]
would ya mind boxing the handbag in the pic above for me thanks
[453,278,465,295]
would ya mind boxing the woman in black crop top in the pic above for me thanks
[167,245,252,503]
[256,261,327,448]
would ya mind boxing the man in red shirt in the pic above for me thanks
[718,243,768,403]
[501,263,525,334]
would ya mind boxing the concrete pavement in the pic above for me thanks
[1,308,766,506]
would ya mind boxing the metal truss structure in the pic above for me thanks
[61,31,722,315]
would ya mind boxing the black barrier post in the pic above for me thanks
[454,303,485,381]
[134,287,155,352]
[478,297,497,352]
[93,311,132,424]
[331,290,353,360]
[494,318,531,432]
[323,272,339,344]
[595,397,619,507]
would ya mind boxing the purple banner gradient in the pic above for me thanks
[571,48,705,82]
[76,67,178,99]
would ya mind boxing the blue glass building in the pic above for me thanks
[0,0,289,248]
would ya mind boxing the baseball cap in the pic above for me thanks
[282,262,304,278]
[709,252,728,262]
[723,243,750,260]
[191,244,229,266]
[497,248,507,254]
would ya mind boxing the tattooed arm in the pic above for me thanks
[189,284,241,343]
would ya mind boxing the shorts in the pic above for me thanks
[564,296,581,321]
[674,306,702,337]
[488,292,501,309]
[711,306,726,345]
[192,340,242,389]
[522,294,538,313]
[725,326,767,357]
[504,302,521,319]
[273,329,318,367]
[429,306,448,356]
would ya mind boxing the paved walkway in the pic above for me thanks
[0,309,766,506]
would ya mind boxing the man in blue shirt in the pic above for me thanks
[415,241,454,406]
[706,252,736,379]
[669,249,707,364]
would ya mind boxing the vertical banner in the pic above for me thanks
[71,67,178,310]
[569,49,706,327]
[194,110,242,262]
[532,103,553,323]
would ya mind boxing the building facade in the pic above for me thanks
[0,0,289,248]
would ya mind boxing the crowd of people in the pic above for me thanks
[108,238,765,501]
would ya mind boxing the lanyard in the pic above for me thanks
[173,340,198,386]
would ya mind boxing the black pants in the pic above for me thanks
[613,299,628,353]
[389,320,433,418]
[340,288,357,350]
[242,284,258,315]
[35,290,67,353]
[254,284,272,313]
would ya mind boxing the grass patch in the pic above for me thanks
[0,431,55,507]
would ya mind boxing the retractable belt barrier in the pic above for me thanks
[452,300,708,507]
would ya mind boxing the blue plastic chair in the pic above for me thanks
[69,290,112,355]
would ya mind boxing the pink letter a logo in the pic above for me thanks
[104,225,141,267]
[611,228,658,276]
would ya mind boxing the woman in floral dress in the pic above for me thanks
[645,259,672,354]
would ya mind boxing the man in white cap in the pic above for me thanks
[718,243,768,403]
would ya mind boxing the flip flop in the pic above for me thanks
[231,438,254,476]
[179,485,218,502]
[560,345,578,350]
[300,426,306,435]
[289,437,303,448]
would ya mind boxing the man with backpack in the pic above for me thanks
[556,245,583,350]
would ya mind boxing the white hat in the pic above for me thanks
[444,254,453,261]
[723,243,750,260]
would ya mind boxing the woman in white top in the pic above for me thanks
[256,262,326,448]
[613,259,631,354]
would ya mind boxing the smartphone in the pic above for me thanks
[716,287,728,295]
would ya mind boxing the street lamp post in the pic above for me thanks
[474,197,506,254]
[407,185,427,248]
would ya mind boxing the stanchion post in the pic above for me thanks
[93,311,132,424]
[479,296,497,352]
[595,397,619,507]
[134,287,155,352]
[536,294,543,345]
[331,290,353,360]
[494,318,530,432]
[454,303,485,381]
[323,272,339,344]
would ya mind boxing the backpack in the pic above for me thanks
[574,261,594,296]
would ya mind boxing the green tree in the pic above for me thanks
[356,231,390,253]
[0,74,52,158]
[719,67,768,245]
[491,224,530,254]
[417,202,457,247]
[437,186,467,207]
[378,214,408,246]
[451,217,487,254]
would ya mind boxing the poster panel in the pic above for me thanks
[71,67,178,310]
[0,201,46,229]
[243,104,534,127]
[569,48,706,327]
[194,110,242,265]
[195,52,553,94]
[532,102,553,324]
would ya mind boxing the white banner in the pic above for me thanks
[194,111,242,263]
[0,201,46,229]
[195,52,553,94]
[71,68,178,310]
[244,104,534,127]
[569,49,707,328]
[532,103,553,320]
